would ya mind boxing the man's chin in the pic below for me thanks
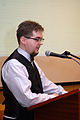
[31,52,39,57]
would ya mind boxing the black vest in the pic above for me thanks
[1,49,43,120]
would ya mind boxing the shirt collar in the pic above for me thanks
[17,47,31,62]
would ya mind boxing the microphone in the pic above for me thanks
[45,50,71,59]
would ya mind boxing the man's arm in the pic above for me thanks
[34,61,68,95]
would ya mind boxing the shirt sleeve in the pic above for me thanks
[34,61,68,95]
[2,59,57,107]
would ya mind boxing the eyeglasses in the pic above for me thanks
[25,36,44,42]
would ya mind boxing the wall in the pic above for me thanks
[0,0,80,56]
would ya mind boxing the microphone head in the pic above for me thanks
[45,50,51,56]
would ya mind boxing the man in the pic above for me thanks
[1,20,67,120]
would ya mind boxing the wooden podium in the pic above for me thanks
[27,89,80,120]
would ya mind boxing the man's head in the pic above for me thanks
[16,20,44,56]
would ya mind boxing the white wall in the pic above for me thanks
[0,0,80,56]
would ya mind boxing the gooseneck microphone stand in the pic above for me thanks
[62,51,80,65]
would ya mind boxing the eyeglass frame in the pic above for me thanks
[24,36,44,42]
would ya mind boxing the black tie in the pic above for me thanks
[30,55,34,62]
[30,55,34,67]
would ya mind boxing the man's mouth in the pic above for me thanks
[36,47,40,51]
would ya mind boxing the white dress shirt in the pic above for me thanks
[2,47,67,108]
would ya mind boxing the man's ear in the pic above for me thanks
[20,36,26,45]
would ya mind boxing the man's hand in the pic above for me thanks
[53,93,59,97]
